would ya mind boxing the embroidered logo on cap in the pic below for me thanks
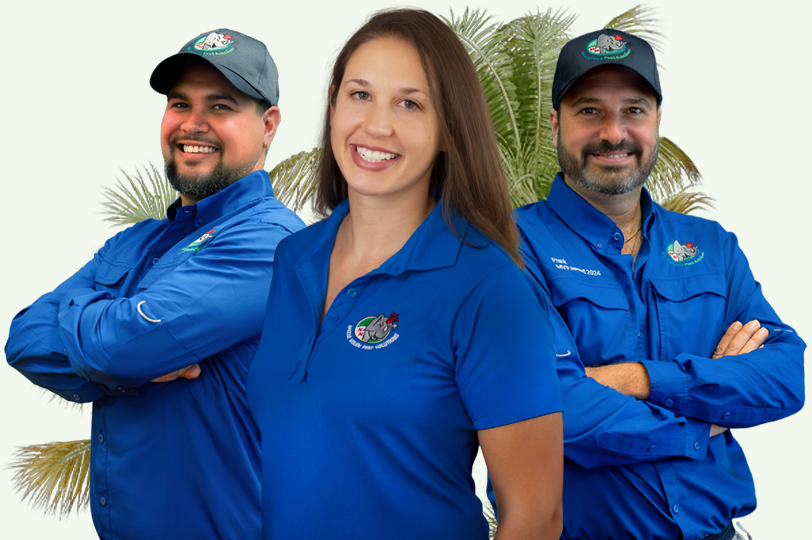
[664,240,704,266]
[180,229,215,253]
[347,312,400,350]
[583,33,630,61]
[190,32,235,56]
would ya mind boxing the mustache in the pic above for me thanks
[582,140,642,155]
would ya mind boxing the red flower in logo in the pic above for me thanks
[386,312,399,325]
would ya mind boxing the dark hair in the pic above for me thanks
[316,8,521,266]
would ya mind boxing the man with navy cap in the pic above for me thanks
[507,30,805,539]
[7,29,303,539]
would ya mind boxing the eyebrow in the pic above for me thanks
[166,90,240,106]
[571,96,652,106]
[343,78,428,96]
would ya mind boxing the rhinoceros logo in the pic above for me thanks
[193,32,235,52]
[584,33,629,59]
[354,313,399,344]
[668,240,699,262]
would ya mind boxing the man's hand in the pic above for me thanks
[712,320,768,359]
[585,363,650,400]
[151,364,201,383]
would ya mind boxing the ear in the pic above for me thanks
[656,105,662,129]
[549,108,560,148]
[262,106,282,149]
[329,85,336,126]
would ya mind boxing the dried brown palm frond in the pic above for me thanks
[269,148,321,214]
[660,187,714,215]
[100,163,177,225]
[9,439,91,517]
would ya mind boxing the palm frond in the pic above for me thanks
[483,501,498,538]
[603,4,664,53]
[646,137,702,205]
[268,148,322,213]
[9,440,91,517]
[100,164,176,226]
[445,9,519,147]
[660,188,714,214]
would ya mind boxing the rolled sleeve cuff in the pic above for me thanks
[642,359,690,416]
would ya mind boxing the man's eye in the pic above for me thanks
[212,104,232,110]
[580,107,597,115]
[170,102,188,109]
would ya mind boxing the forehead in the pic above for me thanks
[563,66,658,106]
[344,37,428,86]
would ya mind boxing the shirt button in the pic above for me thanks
[98,433,105,444]
[693,441,701,450]
[647,444,656,452]
[72,393,81,402]
[152,258,159,264]
[597,243,603,249]
[723,412,731,420]
[347,288,357,298]
[330,313,339,322]
[664,398,674,407]
[100,496,107,506]
[672,504,679,514]
[117,386,127,393]
[612,232,621,241]
[194,222,201,230]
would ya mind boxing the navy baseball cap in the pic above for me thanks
[150,29,279,107]
[552,29,661,110]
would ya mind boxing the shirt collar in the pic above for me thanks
[546,173,656,250]
[166,170,275,225]
[303,198,467,276]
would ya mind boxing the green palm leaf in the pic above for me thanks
[100,163,176,225]
[10,440,91,517]
[268,147,321,213]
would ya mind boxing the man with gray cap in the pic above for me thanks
[6,29,303,539]
[504,30,805,539]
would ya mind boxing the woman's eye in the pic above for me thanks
[352,91,370,101]
[400,100,418,110]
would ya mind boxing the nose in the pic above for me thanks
[181,107,209,134]
[363,103,394,137]
[599,113,627,145]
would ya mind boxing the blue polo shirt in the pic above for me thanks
[247,199,562,540]
[508,175,805,540]
[6,171,304,540]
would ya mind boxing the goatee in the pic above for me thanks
[165,158,251,201]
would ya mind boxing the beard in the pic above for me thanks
[165,148,252,201]
[557,129,659,196]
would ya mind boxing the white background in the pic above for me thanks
[2,1,809,538]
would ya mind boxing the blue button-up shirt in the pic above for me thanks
[247,199,561,540]
[510,175,805,540]
[6,171,304,540]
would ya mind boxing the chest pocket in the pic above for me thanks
[650,273,726,359]
[93,262,132,296]
[137,249,198,291]
[549,276,630,365]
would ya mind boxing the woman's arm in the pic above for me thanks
[480,412,563,540]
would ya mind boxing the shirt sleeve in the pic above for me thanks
[6,254,108,403]
[520,244,713,468]
[642,231,805,427]
[56,222,291,393]
[452,263,562,431]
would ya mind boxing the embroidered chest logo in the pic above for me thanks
[583,33,630,61]
[347,312,400,351]
[664,240,705,266]
[180,229,215,253]
[190,32,235,56]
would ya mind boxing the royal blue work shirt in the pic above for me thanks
[506,175,805,540]
[247,200,562,540]
[6,171,304,540]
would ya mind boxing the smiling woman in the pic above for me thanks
[246,8,563,540]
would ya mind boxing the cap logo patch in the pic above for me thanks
[664,240,705,267]
[189,32,235,56]
[583,33,630,61]
[347,312,400,350]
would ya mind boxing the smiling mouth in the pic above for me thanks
[593,152,633,159]
[181,144,217,154]
[355,146,398,163]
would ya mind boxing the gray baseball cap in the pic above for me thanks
[552,29,661,110]
[150,29,279,106]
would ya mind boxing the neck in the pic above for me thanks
[564,176,643,232]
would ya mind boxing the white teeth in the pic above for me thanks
[603,153,631,159]
[183,145,216,154]
[356,146,397,163]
